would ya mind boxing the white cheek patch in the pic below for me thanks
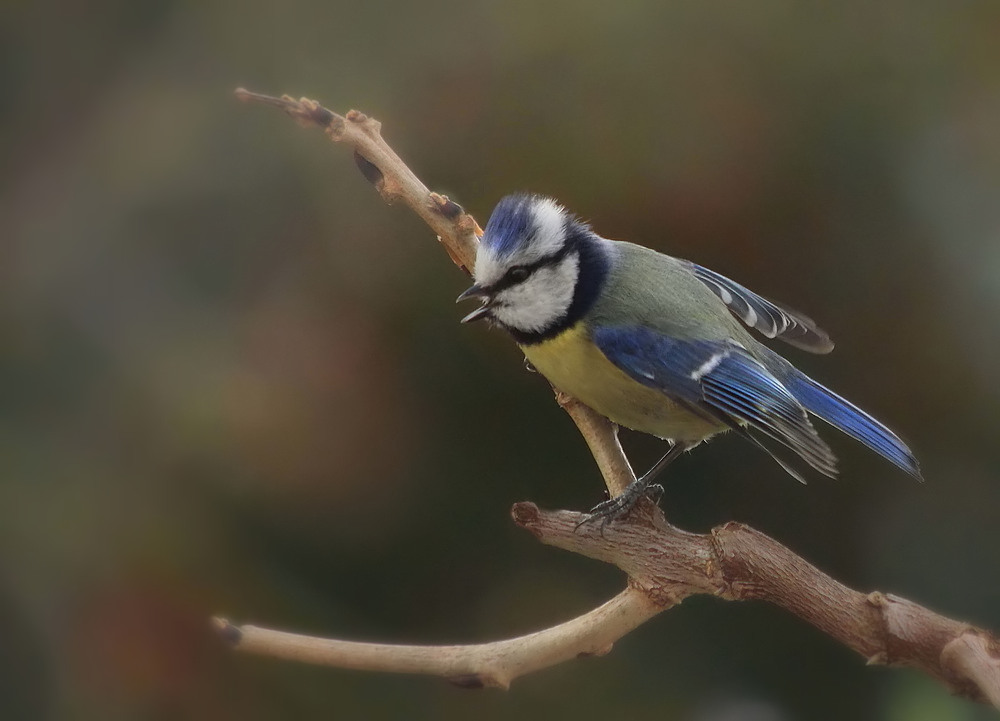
[493,254,580,333]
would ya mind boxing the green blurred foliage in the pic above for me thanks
[2,1,999,719]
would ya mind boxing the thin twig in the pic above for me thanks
[232,89,635,500]
[222,89,1000,708]
[215,588,659,690]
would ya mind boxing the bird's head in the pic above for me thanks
[457,194,610,343]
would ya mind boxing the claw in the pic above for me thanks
[575,480,657,529]
[575,442,689,530]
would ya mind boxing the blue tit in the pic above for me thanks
[457,193,921,522]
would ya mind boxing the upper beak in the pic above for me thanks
[456,283,492,323]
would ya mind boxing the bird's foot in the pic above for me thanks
[575,480,664,531]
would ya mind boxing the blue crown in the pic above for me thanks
[481,193,539,257]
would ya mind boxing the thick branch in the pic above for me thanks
[225,89,1000,708]
[515,502,1000,704]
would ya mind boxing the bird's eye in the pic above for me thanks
[507,266,530,283]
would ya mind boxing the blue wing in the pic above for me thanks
[683,261,834,354]
[755,345,922,479]
[593,326,838,479]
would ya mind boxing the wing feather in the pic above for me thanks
[683,261,834,354]
[592,326,838,478]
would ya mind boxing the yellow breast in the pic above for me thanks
[520,323,722,442]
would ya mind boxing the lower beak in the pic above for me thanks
[457,283,492,323]
[460,305,492,323]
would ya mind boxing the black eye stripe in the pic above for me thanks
[487,245,573,293]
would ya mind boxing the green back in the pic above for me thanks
[591,241,756,347]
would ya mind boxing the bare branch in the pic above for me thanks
[942,633,1000,707]
[515,502,1000,704]
[233,89,638,501]
[225,89,1000,708]
[214,588,659,690]
[234,88,480,275]
[555,393,636,497]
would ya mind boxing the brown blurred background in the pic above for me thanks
[3,1,1000,719]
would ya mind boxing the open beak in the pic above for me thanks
[456,283,492,323]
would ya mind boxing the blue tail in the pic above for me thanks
[757,348,921,479]
[783,371,921,479]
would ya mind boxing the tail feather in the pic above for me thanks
[782,371,922,479]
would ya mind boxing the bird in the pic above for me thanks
[456,193,921,523]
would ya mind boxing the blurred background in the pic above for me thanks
[3,1,999,719]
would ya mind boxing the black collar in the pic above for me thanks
[505,223,611,346]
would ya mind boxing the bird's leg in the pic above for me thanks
[577,442,689,529]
